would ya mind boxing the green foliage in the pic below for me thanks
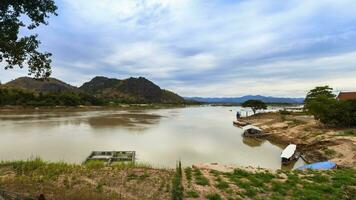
[0,88,104,106]
[304,86,356,127]
[0,157,76,180]
[205,193,222,200]
[193,168,210,186]
[0,0,57,78]
[85,160,106,169]
[242,99,267,114]
[184,167,193,184]
[171,161,184,200]
[185,190,199,198]
[337,129,356,136]
[215,177,229,190]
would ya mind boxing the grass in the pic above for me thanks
[185,190,199,198]
[171,161,184,200]
[1,159,355,200]
[337,129,356,136]
[205,193,222,200]
[184,167,193,184]
[193,168,209,186]
[215,177,229,190]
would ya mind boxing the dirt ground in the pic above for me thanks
[240,112,356,168]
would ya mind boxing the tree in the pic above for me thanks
[0,0,57,78]
[242,100,267,114]
[304,86,335,109]
[304,86,356,127]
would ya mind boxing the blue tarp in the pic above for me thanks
[296,161,336,170]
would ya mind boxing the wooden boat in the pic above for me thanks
[233,120,250,127]
[241,125,270,137]
[281,144,299,164]
[84,151,136,165]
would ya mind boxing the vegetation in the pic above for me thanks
[304,86,356,127]
[171,161,184,200]
[0,88,104,106]
[242,99,267,114]
[193,168,210,186]
[0,159,355,200]
[80,76,185,104]
[0,0,57,78]
[337,129,356,137]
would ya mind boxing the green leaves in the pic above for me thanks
[242,99,267,114]
[0,0,57,78]
[304,86,356,127]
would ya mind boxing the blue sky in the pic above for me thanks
[1,0,356,97]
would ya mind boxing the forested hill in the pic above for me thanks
[0,76,185,106]
[80,76,185,104]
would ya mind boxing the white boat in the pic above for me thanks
[281,144,298,164]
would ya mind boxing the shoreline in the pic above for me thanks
[239,112,356,168]
[0,158,355,200]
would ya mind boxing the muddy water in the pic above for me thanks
[0,106,305,169]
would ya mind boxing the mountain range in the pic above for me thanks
[1,76,185,104]
[185,95,304,104]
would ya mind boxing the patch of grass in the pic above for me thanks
[0,158,76,180]
[171,161,184,200]
[85,160,106,169]
[112,162,152,169]
[185,190,199,198]
[184,167,192,183]
[205,193,222,200]
[215,177,229,190]
[337,129,356,136]
[193,168,209,186]
[323,148,337,158]
[209,169,221,177]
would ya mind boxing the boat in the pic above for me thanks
[233,120,250,127]
[281,144,299,164]
[296,161,337,170]
[242,125,270,137]
[84,151,136,165]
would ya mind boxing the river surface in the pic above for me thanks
[0,106,305,169]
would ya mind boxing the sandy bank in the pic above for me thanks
[239,112,356,168]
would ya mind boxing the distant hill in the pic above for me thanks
[79,76,185,103]
[3,77,79,93]
[185,95,304,104]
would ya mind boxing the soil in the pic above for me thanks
[239,112,356,168]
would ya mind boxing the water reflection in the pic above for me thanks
[242,137,264,147]
[87,113,162,129]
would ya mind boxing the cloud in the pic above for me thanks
[1,0,356,97]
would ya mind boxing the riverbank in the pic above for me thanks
[239,112,356,168]
[0,159,355,200]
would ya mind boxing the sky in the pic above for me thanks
[1,0,356,97]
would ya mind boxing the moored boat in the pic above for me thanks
[281,144,298,164]
[242,125,270,137]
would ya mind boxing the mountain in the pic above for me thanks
[3,77,79,93]
[185,95,304,104]
[80,76,185,103]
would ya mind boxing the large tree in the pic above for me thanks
[242,99,267,114]
[304,86,335,113]
[0,0,57,78]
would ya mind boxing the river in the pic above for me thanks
[0,106,305,169]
